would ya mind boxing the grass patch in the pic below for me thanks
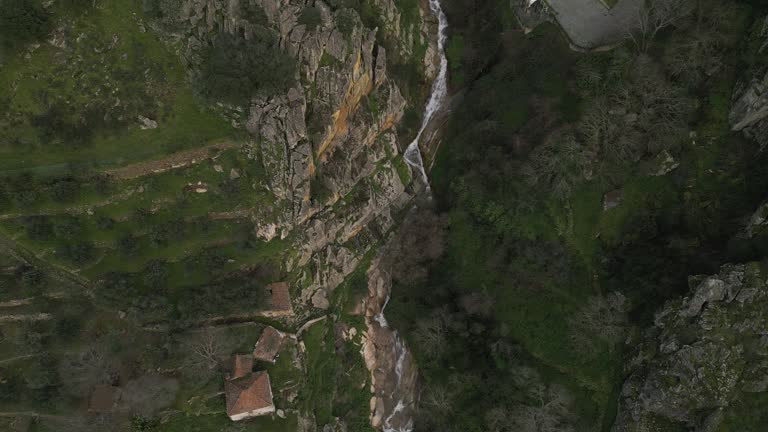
[300,319,335,425]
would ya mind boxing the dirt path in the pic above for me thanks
[0,292,67,308]
[0,189,140,222]
[106,141,241,180]
[0,354,39,365]
[0,313,52,323]
[0,411,68,418]
[142,310,292,333]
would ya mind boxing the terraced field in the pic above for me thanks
[0,1,302,430]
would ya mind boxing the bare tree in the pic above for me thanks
[664,30,723,84]
[508,368,577,432]
[183,329,224,378]
[631,55,693,152]
[58,345,114,398]
[523,129,590,200]
[568,292,628,359]
[422,384,453,414]
[629,0,694,52]
[485,406,512,432]
[388,207,448,286]
[513,385,575,432]
[663,0,741,85]
[413,309,449,359]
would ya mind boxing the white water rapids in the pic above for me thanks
[403,0,450,191]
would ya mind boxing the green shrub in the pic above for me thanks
[336,10,358,36]
[142,259,169,288]
[199,32,296,105]
[59,241,94,264]
[241,2,268,24]
[446,34,465,71]
[53,215,83,240]
[299,6,323,30]
[0,0,52,50]
[51,178,79,202]
[24,216,53,241]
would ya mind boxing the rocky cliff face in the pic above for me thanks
[612,263,768,431]
[360,256,418,432]
[730,16,768,150]
[731,69,768,150]
[152,0,439,311]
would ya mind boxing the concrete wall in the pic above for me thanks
[229,405,276,421]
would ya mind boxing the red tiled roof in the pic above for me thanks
[231,354,254,380]
[253,326,285,363]
[225,371,274,417]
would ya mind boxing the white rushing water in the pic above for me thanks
[403,0,450,191]
[379,2,449,431]
[382,332,414,432]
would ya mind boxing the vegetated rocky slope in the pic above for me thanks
[147,0,438,312]
[731,41,768,151]
[613,262,768,431]
[610,60,768,431]
[144,1,438,429]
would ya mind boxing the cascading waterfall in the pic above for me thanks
[376,2,449,431]
[403,0,450,191]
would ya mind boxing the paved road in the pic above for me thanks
[545,0,642,49]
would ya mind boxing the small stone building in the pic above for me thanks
[264,282,294,317]
[253,326,286,363]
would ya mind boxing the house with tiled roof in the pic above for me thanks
[225,370,275,421]
[230,354,254,379]
[264,282,294,317]
[253,326,286,363]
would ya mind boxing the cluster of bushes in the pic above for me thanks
[0,172,113,209]
[96,254,275,324]
[0,0,51,52]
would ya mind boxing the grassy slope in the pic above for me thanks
[0,0,236,173]
[0,2,301,429]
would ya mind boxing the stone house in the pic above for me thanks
[253,326,286,363]
[264,282,294,317]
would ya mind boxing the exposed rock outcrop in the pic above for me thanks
[744,200,768,238]
[150,0,438,311]
[731,69,768,150]
[612,263,768,431]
